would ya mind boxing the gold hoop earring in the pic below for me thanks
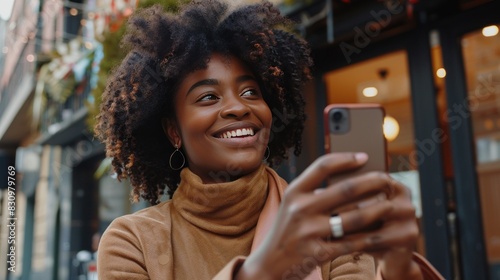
[264,146,270,161]
[169,144,186,170]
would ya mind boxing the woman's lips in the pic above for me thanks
[215,133,260,146]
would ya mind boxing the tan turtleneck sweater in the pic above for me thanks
[97,164,376,279]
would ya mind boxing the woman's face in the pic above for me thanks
[165,53,272,183]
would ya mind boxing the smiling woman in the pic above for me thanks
[94,1,443,280]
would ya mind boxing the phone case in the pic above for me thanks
[324,104,388,183]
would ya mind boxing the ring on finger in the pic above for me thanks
[329,215,344,239]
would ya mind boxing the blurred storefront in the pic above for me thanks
[280,0,500,279]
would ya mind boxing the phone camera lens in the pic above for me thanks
[332,111,343,122]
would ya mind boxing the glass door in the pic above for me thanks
[438,1,500,278]
[461,25,500,279]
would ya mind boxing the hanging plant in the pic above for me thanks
[86,0,188,133]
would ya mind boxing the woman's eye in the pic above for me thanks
[198,94,218,102]
[241,89,259,97]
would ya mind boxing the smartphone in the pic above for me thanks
[323,104,388,184]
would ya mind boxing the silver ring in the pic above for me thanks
[329,215,344,238]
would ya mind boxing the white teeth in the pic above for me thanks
[219,128,255,139]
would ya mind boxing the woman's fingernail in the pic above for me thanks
[355,153,368,162]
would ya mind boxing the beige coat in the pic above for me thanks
[98,164,443,279]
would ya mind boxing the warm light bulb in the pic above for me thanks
[482,25,499,37]
[484,119,494,130]
[26,54,35,62]
[70,8,78,16]
[362,87,378,97]
[384,116,400,142]
[436,68,446,78]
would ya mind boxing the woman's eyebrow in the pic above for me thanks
[187,79,219,95]
[187,75,256,95]
[236,75,256,84]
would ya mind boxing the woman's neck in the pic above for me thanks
[187,163,265,184]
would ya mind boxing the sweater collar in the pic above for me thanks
[172,164,268,235]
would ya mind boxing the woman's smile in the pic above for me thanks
[212,122,262,147]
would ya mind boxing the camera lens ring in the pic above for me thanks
[332,111,343,122]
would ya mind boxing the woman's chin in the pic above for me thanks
[231,153,265,168]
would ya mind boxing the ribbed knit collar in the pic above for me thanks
[172,164,268,235]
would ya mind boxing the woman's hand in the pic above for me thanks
[235,152,422,280]
[363,178,423,280]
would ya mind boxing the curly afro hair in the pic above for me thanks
[94,0,313,205]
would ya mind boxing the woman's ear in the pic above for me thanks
[161,118,181,147]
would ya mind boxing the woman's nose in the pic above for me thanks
[220,95,250,119]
